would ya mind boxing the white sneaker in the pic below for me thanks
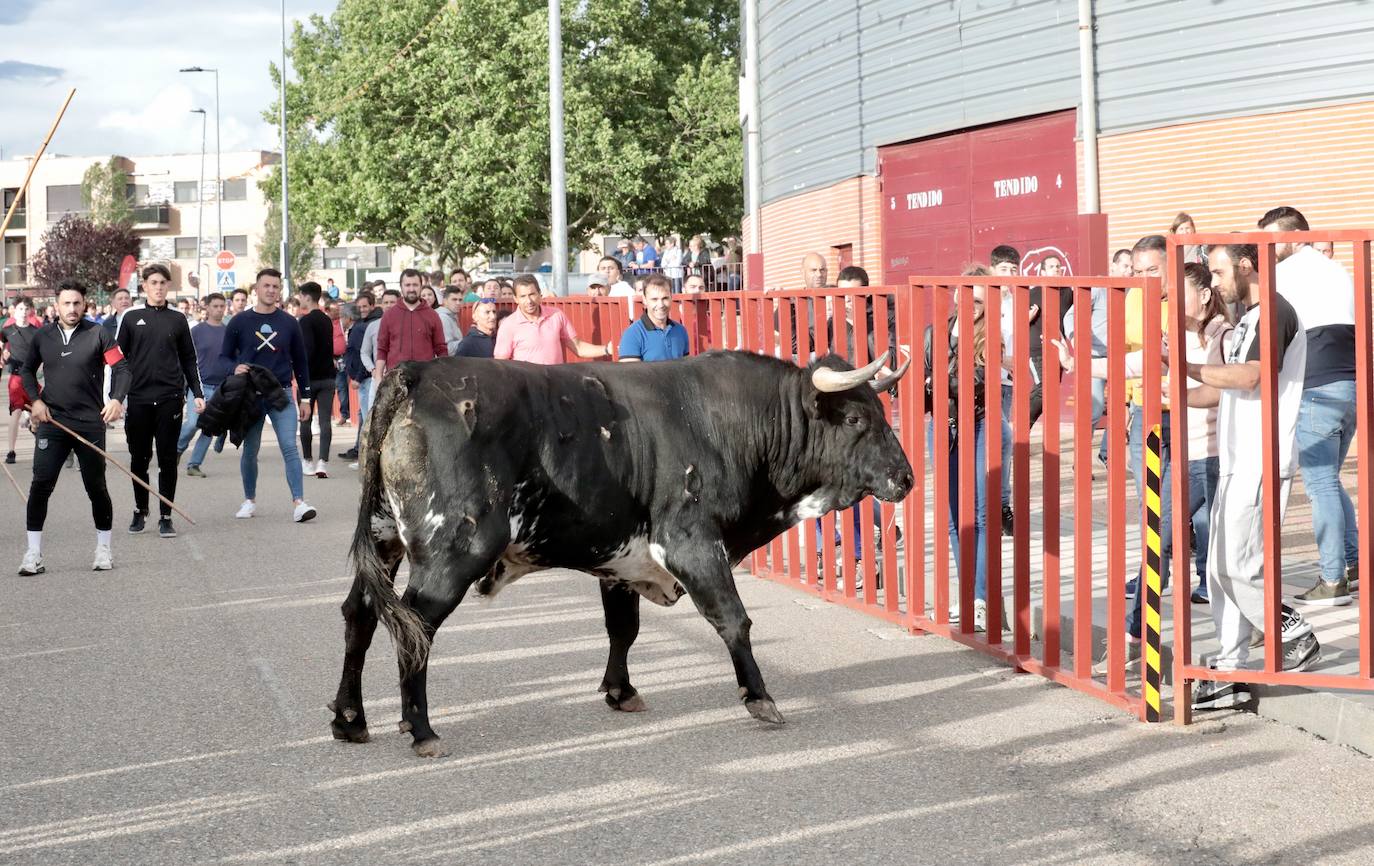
[18,549,43,576]
[315,460,329,479]
[301,458,316,476]
[235,500,256,519]
[293,501,317,523]
[92,544,113,571]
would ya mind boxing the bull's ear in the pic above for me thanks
[805,388,824,418]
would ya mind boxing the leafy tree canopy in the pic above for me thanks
[272,0,742,267]
[29,215,139,298]
[81,158,134,227]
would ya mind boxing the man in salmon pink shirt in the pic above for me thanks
[494,274,614,364]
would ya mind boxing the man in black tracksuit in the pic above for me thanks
[18,281,130,575]
[116,264,203,538]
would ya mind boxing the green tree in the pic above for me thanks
[81,158,134,227]
[257,194,315,286]
[273,0,742,265]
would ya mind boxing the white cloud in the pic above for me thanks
[1,0,337,159]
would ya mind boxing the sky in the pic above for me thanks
[0,0,337,161]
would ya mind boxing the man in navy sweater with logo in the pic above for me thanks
[219,268,317,523]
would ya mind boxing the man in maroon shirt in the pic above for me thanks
[375,268,447,380]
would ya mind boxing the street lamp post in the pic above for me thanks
[279,0,291,290]
[191,108,207,299]
[179,67,221,258]
[347,253,359,294]
[548,0,567,297]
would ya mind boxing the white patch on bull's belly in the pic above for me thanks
[598,538,686,607]
[793,492,831,520]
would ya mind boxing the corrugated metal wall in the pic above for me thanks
[1093,0,1374,136]
[757,0,1374,209]
[757,0,1079,206]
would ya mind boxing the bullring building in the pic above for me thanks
[739,0,1374,285]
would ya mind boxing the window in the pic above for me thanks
[323,246,350,269]
[3,239,26,286]
[174,236,198,259]
[125,183,149,204]
[220,235,248,256]
[174,181,199,203]
[45,184,85,220]
[138,238,153,260]
[221,178,247,201]
[374,246,391,269]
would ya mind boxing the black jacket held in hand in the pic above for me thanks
[117,303,203,404]
[197,366,289,446]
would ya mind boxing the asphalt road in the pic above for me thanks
[2,425,1373,865]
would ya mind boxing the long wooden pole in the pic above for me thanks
[43,417,196,525]
[0,88,75,240]
[0,460,25,503]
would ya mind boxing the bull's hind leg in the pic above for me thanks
[665,541,784,725]
[598,582,647,712]
[330,543,403,743]
[396,522,507,758]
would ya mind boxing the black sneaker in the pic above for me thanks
[1347,564,1360,594]
[1001,504,1014,536]
[338,448,359,460]
[158,517,176,539]
[1192,680,1252,711]
[1191,583,1209,604]
[3,451,14,464]
[128,510,147,534]
[1282,633,1320,672]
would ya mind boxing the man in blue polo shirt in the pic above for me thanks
[618,275,688,362]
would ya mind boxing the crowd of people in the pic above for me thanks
[0,264,694,576]
[921,205,1356,712]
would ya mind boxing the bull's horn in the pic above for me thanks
[811,352,889,393]
[870,355,912,392]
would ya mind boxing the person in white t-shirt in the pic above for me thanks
[1185,243,1314,710]
[1260,206,1359,607]
[597,256,636,297]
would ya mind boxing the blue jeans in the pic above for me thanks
[177,384,221,467]
[929,417,988,602]
[1127,406,1172,637]
[1296,380,1359,582]
[1188,456,1220,589]
[241,400,304,501]
[1092,375,1109,465]
[352,377,372,450]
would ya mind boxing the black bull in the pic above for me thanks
[330,349,913,757]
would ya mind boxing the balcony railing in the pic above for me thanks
[131,204,171,228]
[3,211,23,231]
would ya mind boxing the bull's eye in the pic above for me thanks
[844,415,862,428]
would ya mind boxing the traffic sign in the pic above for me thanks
[216,250,236,271]
[216,270,236,290]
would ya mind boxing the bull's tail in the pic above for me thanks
[349,366,430,677]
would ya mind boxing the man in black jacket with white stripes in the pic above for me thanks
[117,264,203,538]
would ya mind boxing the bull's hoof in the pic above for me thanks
[328,701,371,743]
[604,688,648,713]
[745,698,785,725]
[412,737,450,759]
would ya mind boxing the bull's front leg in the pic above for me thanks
[659,539,783,724]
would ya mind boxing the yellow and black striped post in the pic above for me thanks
[1143,425,1165,722]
